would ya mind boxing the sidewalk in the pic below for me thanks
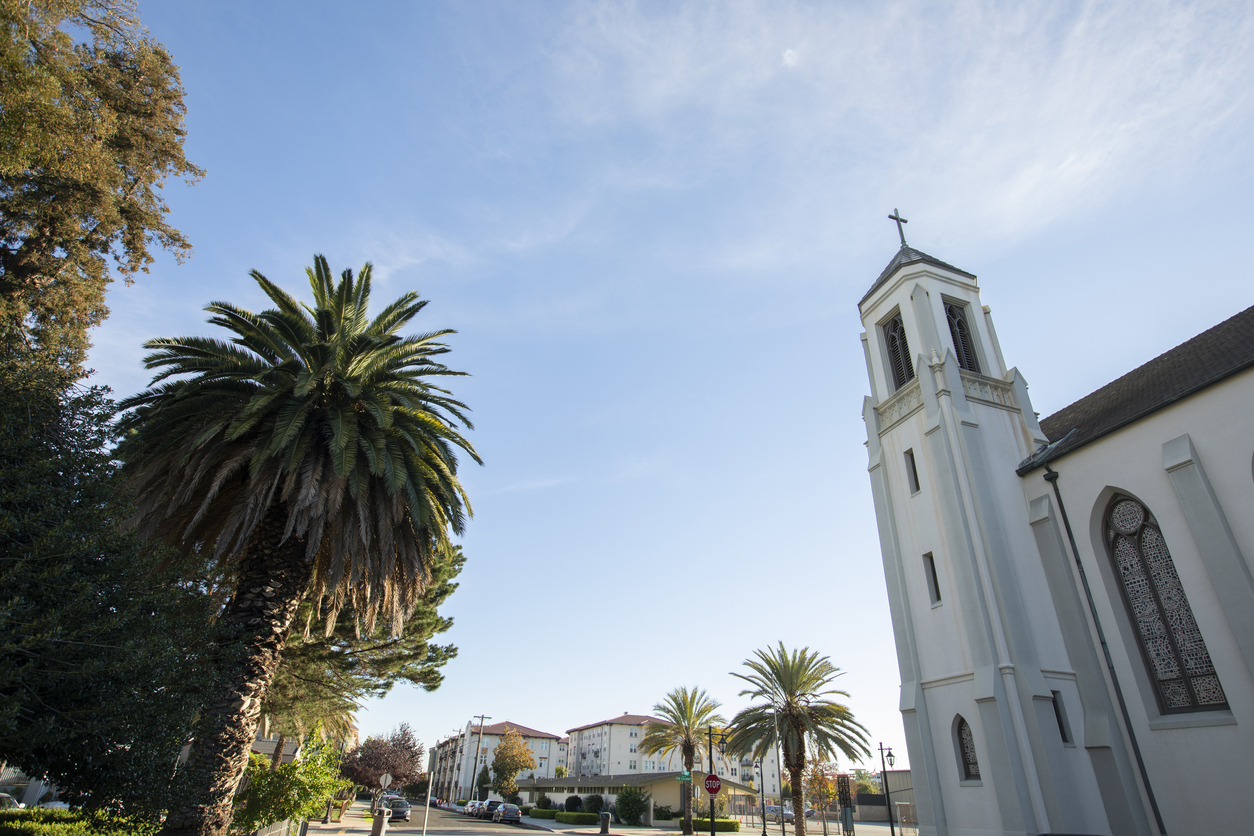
[305,801,371,834]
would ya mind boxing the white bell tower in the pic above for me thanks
[859,227,1149,836]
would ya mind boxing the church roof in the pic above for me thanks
[1023,304,1254,472]
[860,245,977,305]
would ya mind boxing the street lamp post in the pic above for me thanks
[756,761,767,836]
[878,744,896,836]
[707,726,730,836]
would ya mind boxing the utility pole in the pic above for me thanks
[470,715,491,801]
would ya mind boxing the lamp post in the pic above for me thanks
[756,761,767,836]
[878,744,896,836]
[707,726,730,836]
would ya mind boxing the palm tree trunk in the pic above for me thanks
[160,506,311,836]
[270,733,287,771]
[682,754,693,835]
[788,761,806,836]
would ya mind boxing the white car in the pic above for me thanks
[0,793,25,810]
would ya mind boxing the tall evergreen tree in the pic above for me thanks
[0,355,215,817]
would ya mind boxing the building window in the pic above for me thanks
[957,716,980,780]
[629,760,637,770]
[883,313,915,390]
[904,449,920,494]
[629,745,636,753]
[924,553,942,605]
[1050,691,1072,745]
[944,301,980,373]
[540,740,549,751]
[1104,495,1228,712]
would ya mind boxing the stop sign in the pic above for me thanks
[705,774,721,795]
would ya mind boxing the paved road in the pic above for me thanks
[368,805,542,835]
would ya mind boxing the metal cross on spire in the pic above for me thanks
[888,208,908,248]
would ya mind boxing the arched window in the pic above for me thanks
[1104,495,1228,713]
[956,716,979,780]
[944,301,980,373]
[884,314,915,390]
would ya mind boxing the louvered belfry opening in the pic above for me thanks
[957,717,980,779]
[1104,495,1228,713]
[945,301,980,373]
[884,313,915,389]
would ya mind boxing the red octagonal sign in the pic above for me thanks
[704,774,721,795]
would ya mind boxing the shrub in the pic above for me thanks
[584,794,604,815]
[0,810,159,835]
[519,806,533,816]
[693,818,741,832]
[555,812,600,825]
[653,805,674,821]
[530,809,558,819]
[564,795,583,812]
[536,794,552,810]
[615,787,649,826]
[456,799,469,806]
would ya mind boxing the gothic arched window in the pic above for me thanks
[884,313,915,390]
[945,301,981,373]
[956,716,979,780]
[1104,495,1228,713]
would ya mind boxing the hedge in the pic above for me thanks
[529,809,558,819]
[693,819,741,832]
[555,812,600,825]
[519,806,533,816]
[0,811,158,836]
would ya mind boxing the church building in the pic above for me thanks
[859,229,1253,835]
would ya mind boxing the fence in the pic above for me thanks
[250,819,300,836]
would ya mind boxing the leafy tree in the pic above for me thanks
[0,0,202,368]
[853,770,879,796]
[616,787,649,826]
[339,724,425,805]
[490,727,537,802]
[116,257,478,836]
[232,738,350,833]
[640,687,726,836]
[803,761,841,836]
[0,355,215,818]
[553,765,567,779]
[727,644,871,836]
[476,765,491,802]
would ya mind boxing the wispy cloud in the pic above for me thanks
[481,476,577,496]
[546,0,1254,257]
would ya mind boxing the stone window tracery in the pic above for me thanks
[957,716,979,780]
[884,313,915,390]
[1103,495,1228,713]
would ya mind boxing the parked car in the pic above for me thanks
[493,803,522,824]
[465,800,481,816]
[386,799,412,822]
[0,794,24,810]
[480,800,504,819]
[764,805,794,823]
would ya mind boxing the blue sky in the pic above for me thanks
[92,1,1254,770]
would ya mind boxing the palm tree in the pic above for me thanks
[726,643,871,836]
[116,256,479,836]
[640,687,727,835]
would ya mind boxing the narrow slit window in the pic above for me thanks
[957,716,980,780]
[945,301,981,373]
[924,553,942,604]
[884,313,915,389]
[905,449,921,494]
[1051,691,1072,744]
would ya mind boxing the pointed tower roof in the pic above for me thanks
[860,246,977,305]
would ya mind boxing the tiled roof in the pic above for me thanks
[1021,305,1254,473]
[860,246,977,305]
[470,721,561,740]
[567,714,663,734]
[518,771,757,793]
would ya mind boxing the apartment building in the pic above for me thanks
[432,719,568,801]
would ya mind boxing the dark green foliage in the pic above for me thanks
[264,546,464,736]
[0,357,215,816]
[555,812,599,825]
[653,805,674,821]
[536,794,552,810]
[518,807,533,816]
[530,809,557,819]
[615,787,649,826]
[0,807,158,834]
[693,819,741,831]
[0,0,203,369]
[564,795,582,812]
[584,794,604,815]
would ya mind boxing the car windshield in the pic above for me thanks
[502,805,519,811]
[390,800,408,807]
